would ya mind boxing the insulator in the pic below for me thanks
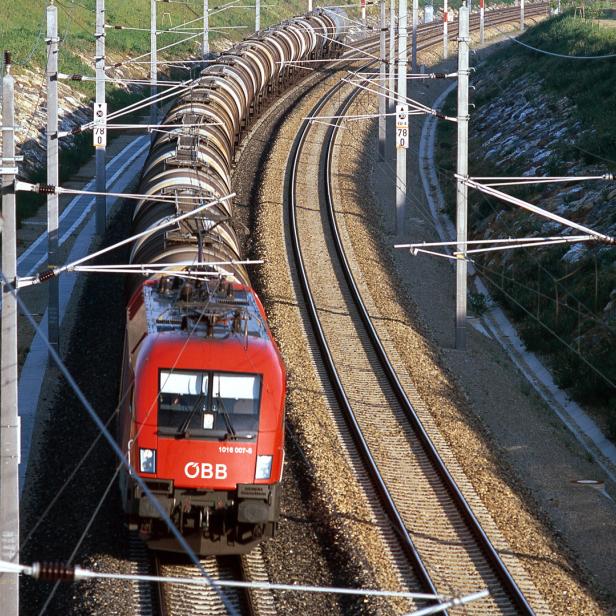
[37,184,56,195]
[31,561,76,582]
[70,74,83,81]
[4,51,12,66]
[37,269,56,283]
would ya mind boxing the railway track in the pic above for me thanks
[152,548,275,616]
[124,7,550,615]
[286,6,549,616]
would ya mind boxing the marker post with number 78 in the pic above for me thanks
[396,103,409,149]
[93,102,107,148]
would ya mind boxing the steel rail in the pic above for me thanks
[287,32,445,613]
[288,5,548,615]
[323,75,536,616]
[155,554,256,616]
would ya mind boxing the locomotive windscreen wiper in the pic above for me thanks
[215,394,237,440]
[176,393,206,438]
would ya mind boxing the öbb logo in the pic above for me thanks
[184,461,227,480]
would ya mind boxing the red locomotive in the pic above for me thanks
[118,277,286,554]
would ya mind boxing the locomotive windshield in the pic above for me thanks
[158,369,261,440]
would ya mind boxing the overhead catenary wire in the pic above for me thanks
[65,259,264,279]
[460,175,615,244]
[106,31,202,70]
[16,182,229,205]
[0,271,240,616]
[57,73,186,86]
[342,73,457,121]
[60,81,197,135]
[0,557,488,605]
[506,32,616,60]
[17,193,235,288]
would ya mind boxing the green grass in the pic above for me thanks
[0,0,334,77]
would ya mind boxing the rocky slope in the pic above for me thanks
[447,54,616,429]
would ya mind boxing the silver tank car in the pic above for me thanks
[128,8,347,285]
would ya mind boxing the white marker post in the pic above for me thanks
[361,0,367,25]
[455,3,470,350]
[93,102,108,149]
[443,0,448,60]
[520,0,525,32]
[480,0,485,45]
[396,104,409,149]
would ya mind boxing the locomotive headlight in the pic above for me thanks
[139,448,156,474]
[255,455,273,480]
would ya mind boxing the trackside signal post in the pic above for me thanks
[47,2,60,353]
[1,52,20,616]
[396,0,408,234]
[203,0,209,58]
[95,0,107,234]
[455,3,470,349]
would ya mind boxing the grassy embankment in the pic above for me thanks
[0,0,309,221]
[436,13,616,435]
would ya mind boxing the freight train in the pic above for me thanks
[117,8,347,555]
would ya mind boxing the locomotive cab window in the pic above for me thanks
[159,370,209,432]
[157,369,261,440]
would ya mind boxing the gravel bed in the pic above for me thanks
[252,65,419,615]
[328,45,608,615]
[20,202,137,615]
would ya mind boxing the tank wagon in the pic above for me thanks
[117,9,347,555]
